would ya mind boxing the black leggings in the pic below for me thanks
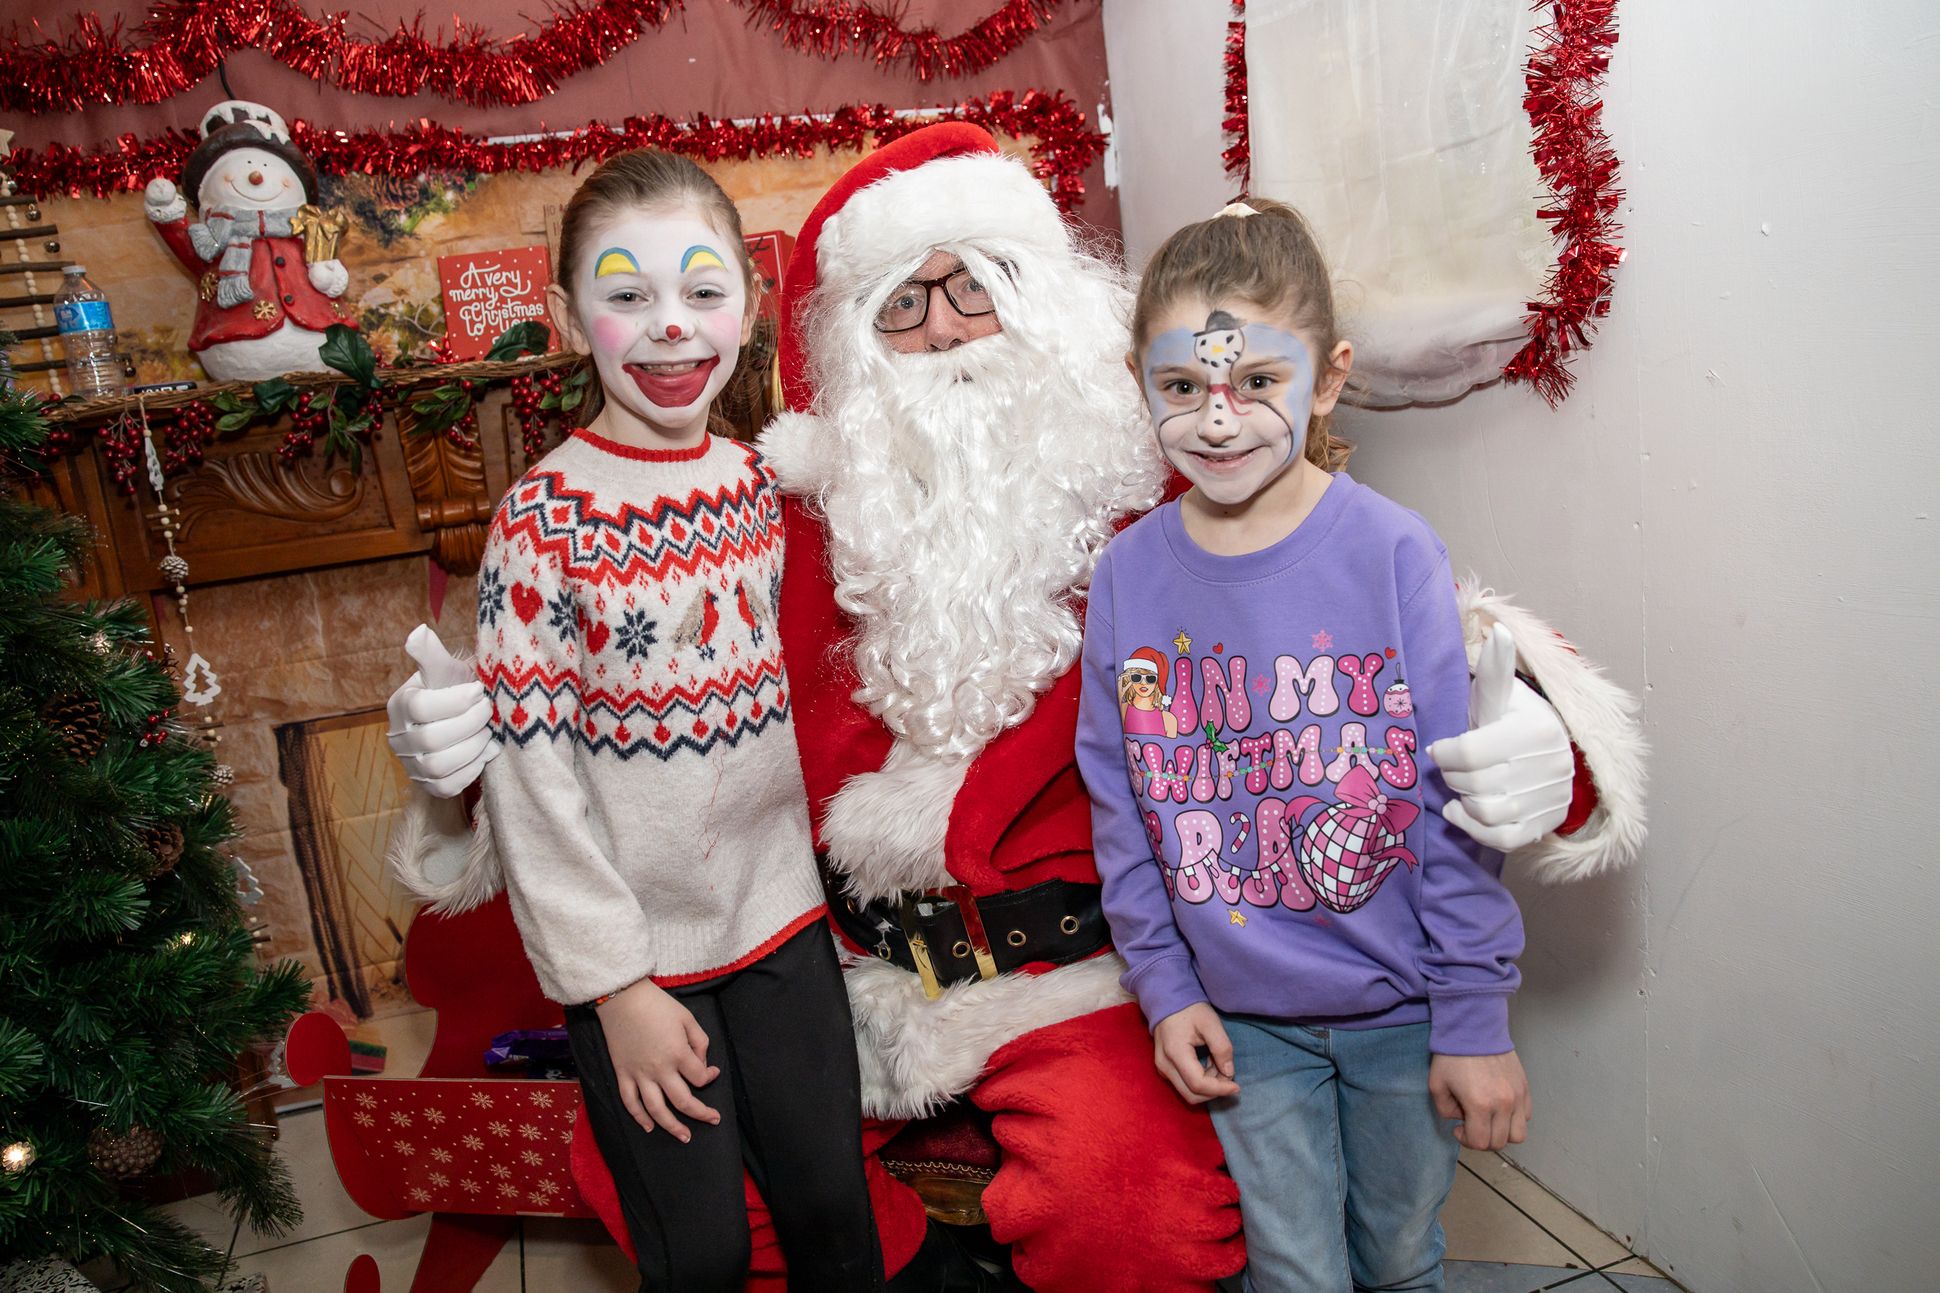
[565,921,884,1292]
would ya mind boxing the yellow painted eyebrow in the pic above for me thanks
[680,245,728,272]
[594,246,640,278]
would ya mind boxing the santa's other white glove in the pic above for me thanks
[1427,625,1575,853]
[308,258,350,298]
[144,177,187,224]
[387,624,497,799]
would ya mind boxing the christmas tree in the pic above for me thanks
[0,385,310,1290]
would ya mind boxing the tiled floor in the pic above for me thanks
[154,1077,1680,1293]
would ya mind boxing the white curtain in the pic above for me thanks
[1245,0,1551,407]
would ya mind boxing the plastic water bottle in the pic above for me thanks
[55,265,125,398]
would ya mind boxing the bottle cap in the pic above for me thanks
[64,265,85,274]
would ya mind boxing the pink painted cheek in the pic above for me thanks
[696,311,742,354]
[590,315,638,356]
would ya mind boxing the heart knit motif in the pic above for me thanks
[510,583,543,624]
[584,621,611,654]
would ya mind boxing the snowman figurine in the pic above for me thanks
[144,101,354,381]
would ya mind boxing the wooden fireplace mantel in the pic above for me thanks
[30,365,554,604]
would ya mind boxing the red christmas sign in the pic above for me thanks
[438,246,553,362]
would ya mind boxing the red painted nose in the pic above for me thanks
[666,324,683,340]
[247,170,265,186]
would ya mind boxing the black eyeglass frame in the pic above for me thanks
[872,265,1004,334]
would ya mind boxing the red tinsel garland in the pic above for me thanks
[5,92,1106,210]
[1220,0,1248,191]
[1218,0,1621,403]
[0,0,681,113]
[730,0,1065,81]
[1503,0,1624,404]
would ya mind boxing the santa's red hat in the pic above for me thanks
[778,122,1069,409]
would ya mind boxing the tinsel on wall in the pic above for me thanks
[6,91,1109,208]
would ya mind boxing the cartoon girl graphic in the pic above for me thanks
[1119,646,1179,738]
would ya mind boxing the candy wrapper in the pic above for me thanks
[484,1028,577,1078]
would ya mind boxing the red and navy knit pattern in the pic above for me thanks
[479,435,791,762]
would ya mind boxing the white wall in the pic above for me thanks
[1102,3,1940,1291]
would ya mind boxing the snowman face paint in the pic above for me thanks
[202,147,303,212]
[1141,301,1317,508]
[568,209,748,444]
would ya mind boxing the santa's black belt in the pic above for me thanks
[819,862,1110,999]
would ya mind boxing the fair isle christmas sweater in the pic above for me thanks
[1075,474,1525,1055]
[476,429,825,1006]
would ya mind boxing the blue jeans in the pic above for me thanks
[1209,1018,1458,1293]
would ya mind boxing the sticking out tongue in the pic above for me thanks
[627,356,719,409]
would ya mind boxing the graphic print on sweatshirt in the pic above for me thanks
[1117,635,1422,917]
[479,461,790,762]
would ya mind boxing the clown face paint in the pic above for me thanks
[567,210,748,447]
[1141,303,1317,508]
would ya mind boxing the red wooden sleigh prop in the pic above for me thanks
[285,893,1007,1292]
[283,895,612,1293]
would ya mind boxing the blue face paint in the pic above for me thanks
[1141,309,1318,507]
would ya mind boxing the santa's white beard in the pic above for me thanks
[809,268,1166,760]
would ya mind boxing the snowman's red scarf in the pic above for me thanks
[188,205,301,307]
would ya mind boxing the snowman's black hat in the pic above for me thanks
[182,122,320,210]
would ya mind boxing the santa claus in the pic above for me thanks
[386,125,1645,1289]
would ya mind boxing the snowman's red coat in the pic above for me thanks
[151,215,351,350]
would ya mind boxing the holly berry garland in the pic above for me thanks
[43,323,584,493]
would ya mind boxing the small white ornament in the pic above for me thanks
[231,853,264,906]
[143,429,166,494]
[180,651,223,706]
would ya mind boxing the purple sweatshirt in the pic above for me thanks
[1076,474,1524,1055]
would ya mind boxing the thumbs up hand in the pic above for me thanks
[1426,626,1574,853]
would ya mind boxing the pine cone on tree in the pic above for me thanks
[40,692,105,763]
[140,821,187,876]
[86,1125,164,1180]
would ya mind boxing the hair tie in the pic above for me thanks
[1215,201,1260,219]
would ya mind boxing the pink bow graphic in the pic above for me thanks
[1333,766,1421,855]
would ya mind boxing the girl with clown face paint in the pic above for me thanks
[470,151,885,1290]
[1079,198,1534,1293]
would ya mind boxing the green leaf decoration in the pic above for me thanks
[251,378,297,415]
[318,324,379,390]
[485,321,551,363]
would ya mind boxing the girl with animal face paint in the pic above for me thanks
[1081,199,1534,1292]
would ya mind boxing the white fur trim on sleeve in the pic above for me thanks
[816,153,1068,296]
[754,411,832,497]
[387,785,505,914]
[1457,579,1648,882]
[844,950,1133,1120]
[821,741,968,902]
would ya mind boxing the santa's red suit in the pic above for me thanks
[150,212,350,350]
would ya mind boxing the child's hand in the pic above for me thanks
[1429,1050,1532,1151]
[1152,1003,1241,1104]
[595,980,722,1142]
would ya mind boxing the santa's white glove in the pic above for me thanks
[144,177,187,224]
[386,624,497,799]
[1427,625,1575,853]
[308,258,350,298]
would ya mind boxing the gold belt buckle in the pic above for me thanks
[898,884,999,1000]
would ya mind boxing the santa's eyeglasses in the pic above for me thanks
[873,265,1001,334]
